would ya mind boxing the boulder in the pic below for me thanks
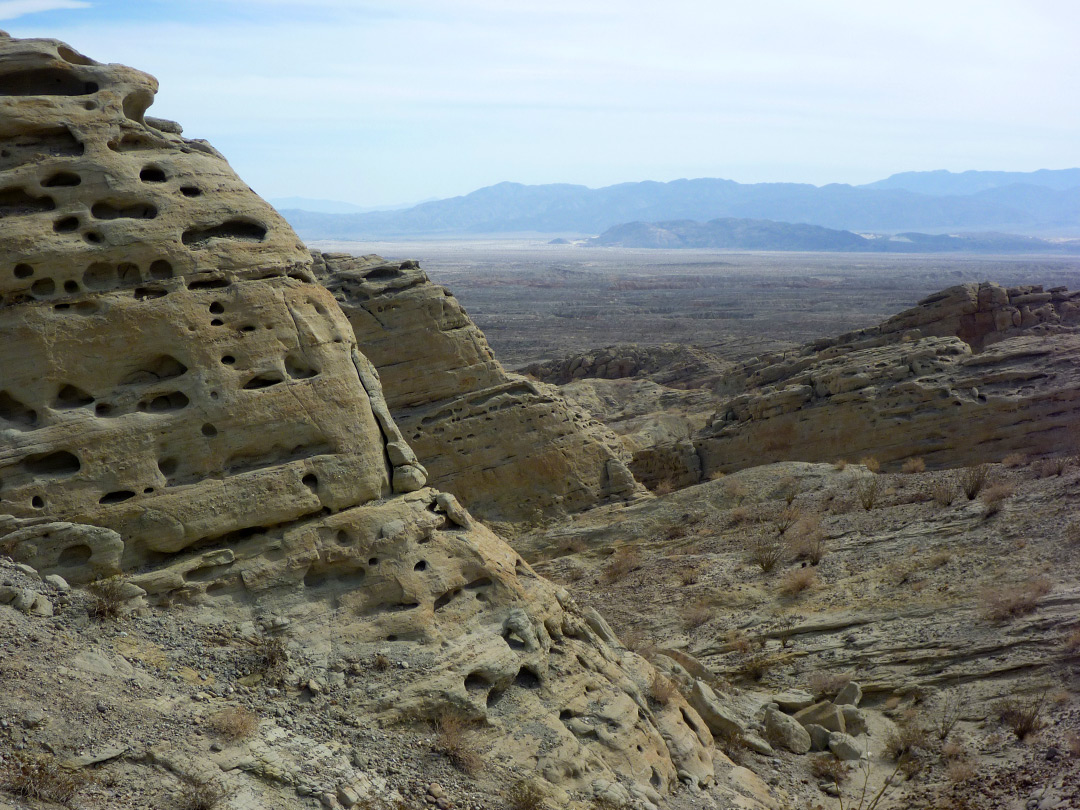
[794,702,847,734]
[835,681,863,706]
[840,705,868,736]
[764,707,811,754]
[773,690,816,713]
[827,732,864,761]
[689,680,746,739]
[806,723,832,752]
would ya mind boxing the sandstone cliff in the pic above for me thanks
[0,34,713,808]
[313,251,644,526]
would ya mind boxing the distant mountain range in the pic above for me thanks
[278,169,1080,241]
[586,218,1080,253]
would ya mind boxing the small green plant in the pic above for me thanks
[87,575,127,620]
[958,464,990,500]
[0,752,90,805]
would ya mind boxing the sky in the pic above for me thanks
[3,0,1079,207]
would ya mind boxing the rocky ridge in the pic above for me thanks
[0,34,718,810]
[312,252,643,527]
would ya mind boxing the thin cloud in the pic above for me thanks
[0,0,90,21]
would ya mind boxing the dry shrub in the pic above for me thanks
[1002,452,1028,468]
[902,457,926,474]
[0,752,90,805]
[724,479,749,505]
[600,547,642,585]
[945,757,977,783]
[676,566,699,587]
[1033,456,1068,478]
[789,513,827,564]
[860,456,881,473]
[746,532,785,573]
[924,550,953,570]
[652,477,675,495]
[374,653,392,671]
[779,567,817,597]
[1067,732,1080,758]
[507,778,548,810]
[737,649,780,681]
[995,693,1045,740]
[433,710,482,775]
[682,599,713,631]
[855,475,881,511]
[833,459,848,471]
[251,633,288,683]
[725,630,754,655]
[1067,521,1080,546]
[980,482,1014,515]
[176,774,230,810]
[809,671,852,700]
[884,713,930,761]
[777,475,799,505]
[728,506,752,526]
[713,725,747,760]
[809,753,851,785]
[933,686,969,741]
[649,671,677,706]
[707,469,726,481]
[87,575,127,621]
[1065,627,1080,654]
[979,577,1051,622]
[208,706,259,741]
[958,464,990,500]
[929,479,955,507]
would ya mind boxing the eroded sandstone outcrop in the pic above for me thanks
[0,33,712,804]
[313,252,644,525]
[694,281,1080,475]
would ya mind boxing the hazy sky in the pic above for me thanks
[4,0,1079,206]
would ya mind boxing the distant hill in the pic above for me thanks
[587,217,1080,254]
[861,168,1080,196]
[279,173,1080,241]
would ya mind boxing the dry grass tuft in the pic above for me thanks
[87,576,127,621]
[1033,456,1068,478]
[0,752,90,805]
[945,756,977,783]
[250,633,288,684]
[958,464,990,500]
[860,456,881,473]
[1002,452,1028,468]
[929,478,955,507]
[924,550,953,570]
[1067,521,1080,547]
[176,774,230,810]
[682,599,713,631]
[652,477,675,495]
[777,475,799,505]
[855,475,881,510]
[995,693,1045,741]
[788,512,827,564]
[676,566,699,587]
[979,577,1051,622]
[809,671,852,700]
[884,713,930,762]
[1065,627,1080,654]
[778,567,817,596]
[724,479,749,505]
[980,482,1015,515]
[902,457,926,474]
[600,547,642,585]
[809,754,851,785]
[746,532,785,573]
[208,706,259,741]
[506,779,548,810]
[833,459,848,471]
[737,649,781,681]
[433,710,483,775]
[374,653,392,671]
[773,505,803,536]
[649,671,678,706]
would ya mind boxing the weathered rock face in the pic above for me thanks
[0,34,712,800]
[523,342,731,390]
[688,282,1080,477]
[314,252,644,525]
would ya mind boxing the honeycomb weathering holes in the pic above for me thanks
[182,219,267,245]
[0,68,97,96]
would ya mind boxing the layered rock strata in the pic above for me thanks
[0,34,712,800]
[523,342,731,390]
[695,282,1080,475]
[313,251,644,525]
